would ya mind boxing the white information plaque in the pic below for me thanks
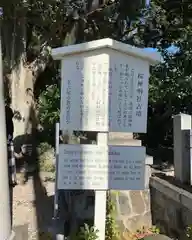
[60,49,149,133]
[57,144,145,190]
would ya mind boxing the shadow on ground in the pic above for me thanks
[31,171,54,238]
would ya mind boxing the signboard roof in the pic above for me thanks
[52,38,161,64]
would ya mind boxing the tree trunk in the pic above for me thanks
[11,65,33,136]
[10,59,39,173]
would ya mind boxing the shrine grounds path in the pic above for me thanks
[13,172,55,240]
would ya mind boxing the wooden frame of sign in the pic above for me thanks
[52,38,161,240]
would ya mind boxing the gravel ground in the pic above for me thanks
[13,173,55,240]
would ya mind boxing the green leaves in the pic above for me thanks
[135,0,192,107]
[105,192,119,240]
[38,84,60,126]
[2,0,145,70]
[77,224,99,240]
[133,0,192,147]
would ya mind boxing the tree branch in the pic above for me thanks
[31,1,118,82]
[10,9,16,69]
[30,42,51,82]
[86,0,117,17]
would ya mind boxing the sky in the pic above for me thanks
[146,0,150,5]
[145,45,178,53]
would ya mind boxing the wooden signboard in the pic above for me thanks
[52,38,161,240]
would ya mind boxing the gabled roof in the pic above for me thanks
[52,38,161,65]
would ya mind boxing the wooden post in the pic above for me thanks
[53,123,65,240]
[52,38,161,240]
[94,132,108,240]
[53,123,60,220]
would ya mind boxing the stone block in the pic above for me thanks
[145,165,152,189]
[108,132,141,146]
[117,192,131,216]
[173,114,191,183]
[126,215,142,232]
[125,212,152,232]
[109,132,133,140]
[180,190,192,211]
[141,234,172,240]
[130,191,145,215]
[142,211,152,226]
[142,190,151,212]
[164,204,181,229]
[115,190,152,234]
[151,201,165,223]
[181,207,192,226]
[116,218,126,233]
[150,177,181,203]
[150,176,192,238]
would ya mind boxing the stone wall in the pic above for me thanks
[112,156,153,234]
[61,188,152,236]
[150,176,192,239]
[108,132,153,234]
[112,190,151,233]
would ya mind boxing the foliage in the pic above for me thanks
[37,84,60,145]
[37,142,55,172]
[132,0,192,148]
[149,226,160,235]
[1,0,145,70]
[38,84,60,126]
[105,191,119,240]
[39,231,53,240]
[75,223,99,240]
[186,225,192,239]
[1,0,146,146]
[70,192,119,240]
[126,226,160,239]
[37,142,53,156]
[0,0,144,144]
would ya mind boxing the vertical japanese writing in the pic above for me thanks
[123,64,129,128]
[91,62,104,128]
[101,65,107,127]
[83,61,90,127]
[76,61,80,70]
[96,63,102,126]
[136,73,144,117]
[66,79,71,124]
[117,64,123,127]
[127,69,134,127]
[80,72,84,127]
[91,63,96,101]
[76,61,85,127]
[108,66,112,127]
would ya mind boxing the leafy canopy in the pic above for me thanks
[133,0,192,147]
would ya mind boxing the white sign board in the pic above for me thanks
[52,39,161,240]
[57,144,145,190]
[60,49,149,133]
